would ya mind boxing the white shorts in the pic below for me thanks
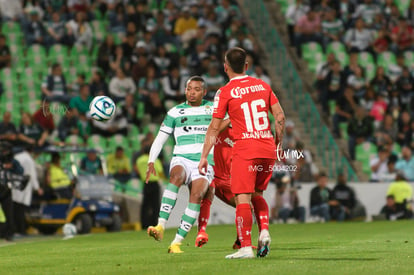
[169,156,214,186]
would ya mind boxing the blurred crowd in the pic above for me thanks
[285,0,414,181]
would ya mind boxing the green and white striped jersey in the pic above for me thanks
[160,100,214,165]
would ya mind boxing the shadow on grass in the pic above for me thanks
[274,248,317,251]
[286,257,379,261]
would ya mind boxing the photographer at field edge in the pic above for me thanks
[0,141,24,241]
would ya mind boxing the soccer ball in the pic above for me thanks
[63,223,77,237]
[89,96,116,121]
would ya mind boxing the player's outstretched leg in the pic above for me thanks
[147,183,179,241]
[252,194,271,257]
[195,198,211,247]
[168,203,200,253]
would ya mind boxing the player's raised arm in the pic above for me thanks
[146,131,169,183]
[271,101,285,147]
[199,117,223,175]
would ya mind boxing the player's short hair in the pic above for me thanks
[225,47,247,74]
[186,75,206,90]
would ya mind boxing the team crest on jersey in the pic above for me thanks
[205,105,212,115]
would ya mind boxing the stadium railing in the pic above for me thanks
[241,0,358,181]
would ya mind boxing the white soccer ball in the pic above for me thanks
[89,96,116,121]
[63,223,77,237]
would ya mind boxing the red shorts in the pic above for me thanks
[212,177,234,206]
[230,157,275,194]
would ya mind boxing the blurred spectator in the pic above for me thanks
[322,60,347,114]
[149,11,175,49]
[138,65,164,118]
[380,194,406,220]
[107,146,131,189]
[33,100,55,132]
[315,52,336,92]
[89,70,109,96]
[97,35,116,74]
[24,10,48,46]
[109,67,136,103]
[67,0,91,13]
[347,65,367,98]
[202,64,225,100]
[17,112,48,149]
[332,172,356,220]
[153,45,171,76]
[310,171,345,222]
[373,29,390,54]
[46,12,67,46]
[282,119,299,150]
[121,33,136,62]
[370,66,391,96]
[285,0,310,45]
[161,66,186,108]
[378,155,398,182]
[344,18,375,54]
[215,0,240,26]
[369,92,388,128]
[0,35,11,69]
[397,111,412,146]
[387,54,405,83]
[0,0,23,21]
[321,9,344,48]
[66,11,93,50]
[108,3,127,33]
[46,152,73,199]
[68,73,86,95]
[271,175,305,223]
[132,54,149,83]
[136,139,164,229]
[69,84,93,116]
[57,108,79,142]
[174,6,197,37]
[405,120,414,148]
[396,67,414,108]
[120,93,137,125]
[370,146,391,182]
[390,17,414,54]
[251,64,271,86]
[343,52,359,78]
[332,86,356,138]
[80,150,103,175]
[228,30,254,52]
[291,141,317,182]
[109,45,131,74]
[294,10,322,57]
[91,106,128,137]
[41,63,69,103]
[127,2,151,33]
[338,0,356,27]
[0,112,17,144]
[347,107,374,159]
[378,114,398,142]
[353,0,381,26]
[395,147,414,181]
[386,171,413,218]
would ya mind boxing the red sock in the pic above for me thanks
[251,196,269,232]
[236,203,252,247]
[198,198,212,233]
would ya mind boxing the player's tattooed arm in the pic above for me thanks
[271,103,285,147]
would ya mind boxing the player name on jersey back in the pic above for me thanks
[241,130,273,139]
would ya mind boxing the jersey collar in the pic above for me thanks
[229,75,248,82]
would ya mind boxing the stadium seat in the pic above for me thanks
[403,51,414,69]
[87,134,108,153]
[26,44,47,65]
[307,52,326,73]
[395,0,410,15]
[108,134,129,151]
[335,51,349,67]
[377,51,397,70]
[48,44,69,60]
[301,42,323,62]
[65,135,84,145]
[1,22,22,35]
[358,52,376,80]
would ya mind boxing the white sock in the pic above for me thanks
[158,218,167,229]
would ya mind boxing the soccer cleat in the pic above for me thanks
[168,243,184,253]
[233,238,257,250]
[257,229,271,258]
[195,231,209,247]
[225,246,254,259]
[147,224,164,241]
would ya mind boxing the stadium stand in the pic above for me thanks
[277,0,414,181]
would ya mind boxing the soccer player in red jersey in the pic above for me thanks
[199,47,285,259]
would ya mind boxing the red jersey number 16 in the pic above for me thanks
[240,99,269,132]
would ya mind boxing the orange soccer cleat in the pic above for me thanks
[195,231,209,247]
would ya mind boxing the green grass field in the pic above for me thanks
[1,221,414,275]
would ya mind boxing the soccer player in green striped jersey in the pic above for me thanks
[145,76,215,253]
